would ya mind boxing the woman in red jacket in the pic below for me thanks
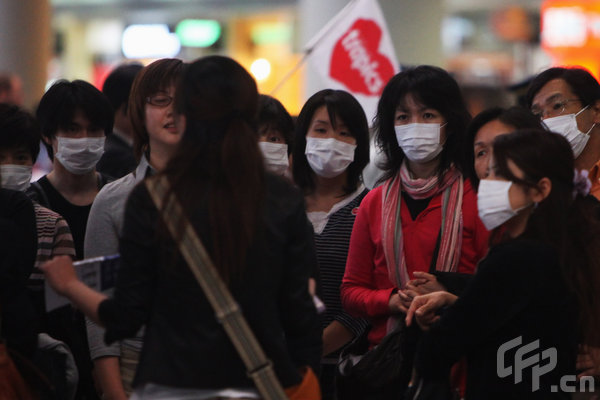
[341,65,489,347]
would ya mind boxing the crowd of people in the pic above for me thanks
[1,57,600,400]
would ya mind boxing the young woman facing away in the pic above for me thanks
[42,55,322,400]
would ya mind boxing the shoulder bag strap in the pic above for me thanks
[144,176,288,400]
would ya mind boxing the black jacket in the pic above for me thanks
[98,173,322,390]
[414,238,578,399]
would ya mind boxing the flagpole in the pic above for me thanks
[269,52,310,96]
[269,0,361,96]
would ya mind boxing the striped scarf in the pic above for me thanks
[382,161,464,289]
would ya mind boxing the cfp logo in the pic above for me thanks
[497,336,595,393]
[497,336,556,392]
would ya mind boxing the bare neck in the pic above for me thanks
[406,158,440,179]
[47,162,99,205]
[305,172,350,212]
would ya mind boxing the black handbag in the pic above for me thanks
[335,319,419,400]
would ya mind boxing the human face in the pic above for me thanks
[144,85,183,151]
[258,125,286,144]
[531,79,595,132]
[47,110,104,154]
[306,105,356,146]
[473,120,514,180]
[394,93,447,142]
[0,146,33,166]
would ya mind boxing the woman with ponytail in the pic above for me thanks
[41,56,322,399]
[407,129,600,398]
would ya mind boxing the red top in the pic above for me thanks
[341,179,489,345]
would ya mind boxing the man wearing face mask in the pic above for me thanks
[526,67,600,200]
[26,79,114,400]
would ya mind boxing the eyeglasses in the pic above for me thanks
[146,94,173,107]
[531,98,581,120]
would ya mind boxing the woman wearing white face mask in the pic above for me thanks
[292,89,370,399]
[526,67,600,200]
[340,66,489,398]
[406,129,600,398]
[257,94,294,177]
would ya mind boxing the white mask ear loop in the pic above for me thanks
[574,105,596,136]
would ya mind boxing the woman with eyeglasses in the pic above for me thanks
[84,58,184,400]
[526,67,600,200]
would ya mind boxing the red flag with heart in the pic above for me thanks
[304,0,399,123]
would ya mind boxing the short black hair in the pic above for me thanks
[258,94,294,153]
[0,104,40,162]
[102,63,143,113]
[525,67,600,109]
[374,65,472,184]
[36,79,114,159]
[292,89,370,195]
[466,106,544,187]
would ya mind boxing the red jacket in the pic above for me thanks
[341,179,489,345]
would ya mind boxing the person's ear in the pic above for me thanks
[530,177,552,203]
[591,100,600,124]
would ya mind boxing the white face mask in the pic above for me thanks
[55,137,105,175]
[477,179,532,230]
[0,164,32,192]
[395,123,445,163]
[258,142,289,176]
[543,106,595,158]
[305,137,356,178]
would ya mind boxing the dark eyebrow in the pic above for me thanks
[313,119,330,125]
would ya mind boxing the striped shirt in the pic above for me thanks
[307,186,370,354]
[28,202,76,313]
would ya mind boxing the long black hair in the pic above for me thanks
[164,56,263,285]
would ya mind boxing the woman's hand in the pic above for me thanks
[577,345,600,379]
[406,271,445,295]
[40,255,79,297]
[405,291,457,331]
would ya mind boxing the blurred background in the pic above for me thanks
[0,0,597,116]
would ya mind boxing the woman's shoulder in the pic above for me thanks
[482,238,558,273]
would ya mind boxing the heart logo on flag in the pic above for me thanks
[330,19,395,97]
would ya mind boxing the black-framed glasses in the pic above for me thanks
[531,98,581,120]
[146,94,173,107]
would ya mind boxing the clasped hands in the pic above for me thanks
[388,271,456,331]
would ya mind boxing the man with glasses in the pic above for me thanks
[526,66,600,200]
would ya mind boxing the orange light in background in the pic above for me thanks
[227,13,303,116]
[541,0,600,80]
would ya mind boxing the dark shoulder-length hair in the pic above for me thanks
[493,129,600,348]
[129,58,184,161]
[466,106,544,187]
[374,65,471,184]
[292,89,370,195]
[164,55,263,285]
[36,79,113,160]
[258,94,295,153]
[525,66,600,109]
